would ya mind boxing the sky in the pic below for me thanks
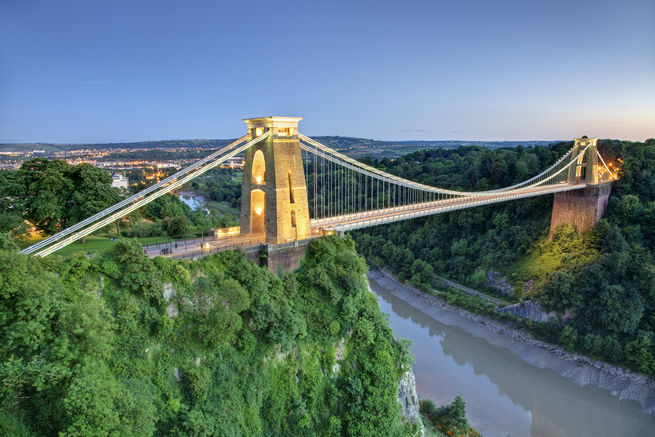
[1,0,653,143]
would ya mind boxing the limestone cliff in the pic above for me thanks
[397,369,425,436]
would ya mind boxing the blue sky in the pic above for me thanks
[1,0,653,142]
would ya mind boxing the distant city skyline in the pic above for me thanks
[1,0,653,143]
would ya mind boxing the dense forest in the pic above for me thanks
[354,139,655,374]
[0,156,481,436]
[3,137,651,433]
[0,235,424,436]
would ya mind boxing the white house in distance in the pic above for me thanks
[111,173,129,189]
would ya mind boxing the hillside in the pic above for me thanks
[0,236,421,436]
[354,138,655,374]
[0,136,560,158]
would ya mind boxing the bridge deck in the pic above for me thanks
[142,183,586,260]
[311,183,586,232]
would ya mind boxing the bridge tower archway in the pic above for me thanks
[568,137,599,185]
[240,117,311,244]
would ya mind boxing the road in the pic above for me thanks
[143,234,265,260]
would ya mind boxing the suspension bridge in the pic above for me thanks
[20,116,616,270]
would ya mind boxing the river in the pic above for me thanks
[369,272,655,437]
[178,190,206,211]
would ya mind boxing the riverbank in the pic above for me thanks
[368,268,655,416]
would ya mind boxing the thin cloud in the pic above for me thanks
[46,79,110,85]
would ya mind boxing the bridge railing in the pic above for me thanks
[20,133,252,255]
[148,235,266,260]
[23,131,270,257]
[315,182,586,232]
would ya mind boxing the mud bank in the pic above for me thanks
[368,269,655,416]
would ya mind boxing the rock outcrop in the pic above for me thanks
[163,283,176,301]
[498,300,556,322]
[486,270,515,297]
[397,369,424,436]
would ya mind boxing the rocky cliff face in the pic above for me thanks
[397,369,424,436]
[498,299,556,322]
[486,270,515,297]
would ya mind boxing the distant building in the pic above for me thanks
[111,173,129,189]
[224,156,244,169]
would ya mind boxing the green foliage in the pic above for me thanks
[0,236,418,435]
[2,158,121,236]
[1,158,234,245]
[519,224,600,293]
[559,325,578,352]
[143,194,190,222]
[188,170,242,210]
[355,139,655,374]
[104,239,163,302]
[420,397,478,437]
[163,214,191,239]
[625,332,655,374]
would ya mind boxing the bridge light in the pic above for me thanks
[251,150,266,185]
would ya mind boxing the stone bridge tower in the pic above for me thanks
[240,117,311,245]
[567,137,599,185]
[549,137,611,239]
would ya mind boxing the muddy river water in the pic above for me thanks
[369,273,655,437]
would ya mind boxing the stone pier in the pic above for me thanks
[264,239,314,273]
[549,182,612,239]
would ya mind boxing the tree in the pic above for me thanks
[421,396,470,437]
[143,194,189,221]
[164,214,190,239]
[542,270,578,313]
[559,325,578,352]
[103,239,163,302]
[410,259,434,286]
[11,159,121,236]
[625,332,655,374]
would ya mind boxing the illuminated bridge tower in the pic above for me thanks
[240,116,311,245]
[567,137,599,185]
[549,137,611,239]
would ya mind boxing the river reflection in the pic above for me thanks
[370,279,655,437]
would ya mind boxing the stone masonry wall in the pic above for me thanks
[549,182,612,239]
[265,239,313,273]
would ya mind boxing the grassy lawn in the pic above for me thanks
[206,200,239,217]
[52,235,172,257]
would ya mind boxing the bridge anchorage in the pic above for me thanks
[21,116,616,271]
